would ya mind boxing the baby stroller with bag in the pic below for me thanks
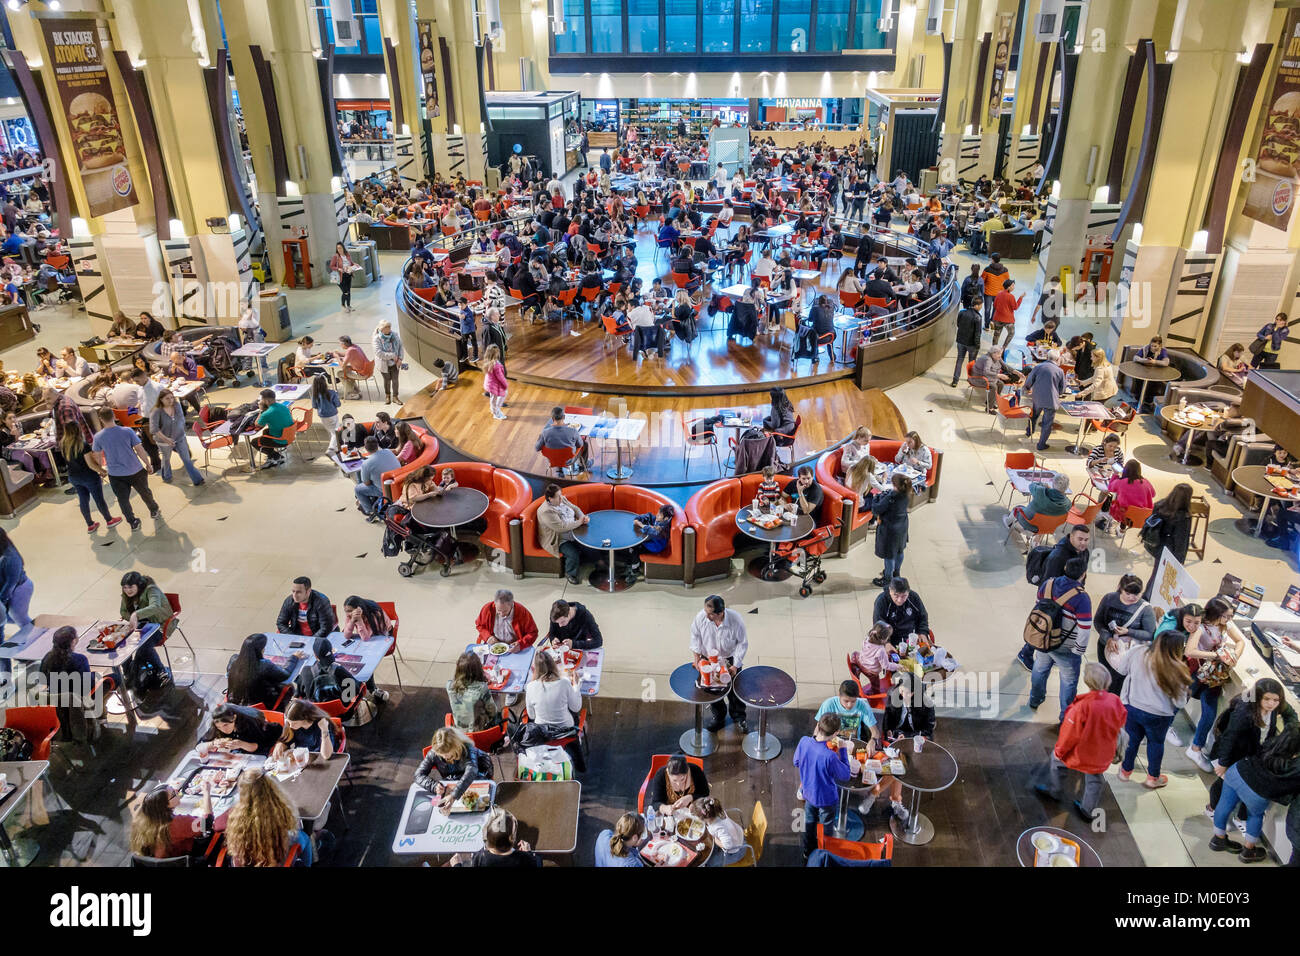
[774,521,841,597]
[381,503,459,577]
[204,331,241,386]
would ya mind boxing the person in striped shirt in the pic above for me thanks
[1028,553,1093,723]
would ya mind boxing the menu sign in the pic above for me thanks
[418,20,440,119]
[1244,8,1300,230]
[40,18,138,217]
[986,14,1012,127]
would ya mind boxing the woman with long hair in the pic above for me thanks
[118,570,170,690]
[309,374,340,435]
[394,420,426,464]
[130,781,214,861]
[1102,458,1154,529]
[1108,619,1194,789]
[1206,678,1297,813]
[328,241,357,312]
[226,632,296,708]
[595,811,646,867]
[149,388,204,486]
[762,386,796,437]
[61,424,119,533]
[1182,597,1247,772]
[415,725,493,809]
[1210,727,1300,862]
[446,650,502,732]
[524,649,581,737]
[870,472,911,587]
[1143,483,1194,599]
[224,770,311,867]
[204,702,281,755]
[482,344,508,421]
[275,698,338,758]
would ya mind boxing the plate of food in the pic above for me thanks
[445,780,495,813]
[182,766,242,799]
[488,642,510,656]
[675,815,705,842]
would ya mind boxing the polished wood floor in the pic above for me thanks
[499,223,854,395]
[401,373,905,484]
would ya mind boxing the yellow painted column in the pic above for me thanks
[495,0,553,91]
[938,0,982,180]
[377,0,429,192]
[426,0,490,182]
[971,0,1022,179]
[222,0,343,284]
[1116,0,1261,356]
[1034,0,1150,294]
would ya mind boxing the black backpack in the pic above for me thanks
[311,667,342,703]
[1140,513,1165,554]
[1025,545,1053,586]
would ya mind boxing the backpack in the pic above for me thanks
[310,666,342,703]
[1140,512,1165,555]
[1023,584,1080,652]
[1024,545,1053,586]
[0,726,31,761]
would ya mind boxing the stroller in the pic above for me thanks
[204,331,242,386]
[774,521,841,598]
[381,503,459,577]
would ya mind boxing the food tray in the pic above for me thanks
[177,764,242,799]
[644,837,698,867]
[1029,830,1081,867]
[446,780,495,814]
[486,668,512,691]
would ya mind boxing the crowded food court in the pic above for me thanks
[0,1,1299,919]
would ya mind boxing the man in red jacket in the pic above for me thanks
[474,588,538,653]
[989,278,1025,348]
[1034,662,1127,820]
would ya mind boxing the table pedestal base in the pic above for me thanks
[741,730,781,760]
[1235,516,1266,538]
[746,554,792,582]
[679,726,716,757]
[891,810,934,845]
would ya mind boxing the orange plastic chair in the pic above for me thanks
[637,753,705,814]
[839,290,862,308]
[997,451,1041,505]
[375,600,404,690]
[602,313,631,348]
[1005,509,1069,549]
[441,710,510,776]
[1065,490,1104,526]
[843,653,888,710]
[541,444,583,477]
[1117,505,1154,551]
[2,706,59,760]
[994,392,1031,441]
[816,825,893,862]
[290,406,319,457]
[113,408,143,428]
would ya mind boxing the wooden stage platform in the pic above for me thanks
[505,305,854,396]
[400,372,905,485]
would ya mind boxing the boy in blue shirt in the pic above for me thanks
[793,713,855,860]
[815,681,878,744]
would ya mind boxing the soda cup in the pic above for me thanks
[913,735,924,753]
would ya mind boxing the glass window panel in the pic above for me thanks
[591,0,622,52]
[553,0,585,53]
[738,0,771,51]
[703,0,735,52]
[361,16,382,53]
[851,0,886,48]
[777,0,811,52]
[815,0,849,51]
[628,0,659,52]
[665,0,696,52]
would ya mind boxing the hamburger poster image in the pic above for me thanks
[40,19,138,218]
[1245,8,1300,231]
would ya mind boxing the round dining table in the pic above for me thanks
[572,509,647,592]
[731,665,797,761]
[669,662,729,757]
[1232,464,1297,537]
[887,736,958,846]
[735,506,813,582]
[1117,361,1181,409]
[409,487,490,565]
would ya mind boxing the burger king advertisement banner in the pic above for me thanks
[1245,9,1300,231]
[40,18,138,218]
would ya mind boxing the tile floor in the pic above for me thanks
[0,230,1291,867]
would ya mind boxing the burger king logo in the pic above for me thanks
[1273,178,1294,217]
[111,165,132,198]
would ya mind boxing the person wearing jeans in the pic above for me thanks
[90,409,159,530]
[1028,557,1092,721]
[149,389,204,486]
[536,483,589,585]
[793,713,854,860]
[1023,351,1065,452]
[372,320,404,405]
[0,529,32,678]
[1210,734,1300,864]
[870,473,911,589]
[1109,627,1193,789]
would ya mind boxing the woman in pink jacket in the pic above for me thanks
[482,345,508,420]
[1104,459,1155,529]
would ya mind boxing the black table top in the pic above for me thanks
[669,661,731,704]
[573,509,647,551]
[735,507,813,543]
[731,665,796,708]
[409,487,490,528]
[886,736,958,793]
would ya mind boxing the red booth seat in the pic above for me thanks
[685,473,842,583]
[814,440,943,553]
[429,461,532,573]
[520,483,691,583]
[379,424,440,501]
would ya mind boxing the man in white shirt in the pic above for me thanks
[689,595,749,733]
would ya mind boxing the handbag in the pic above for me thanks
[1195,658,1232,689]
[1248,337,1266,356]
[329,270,341,284]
